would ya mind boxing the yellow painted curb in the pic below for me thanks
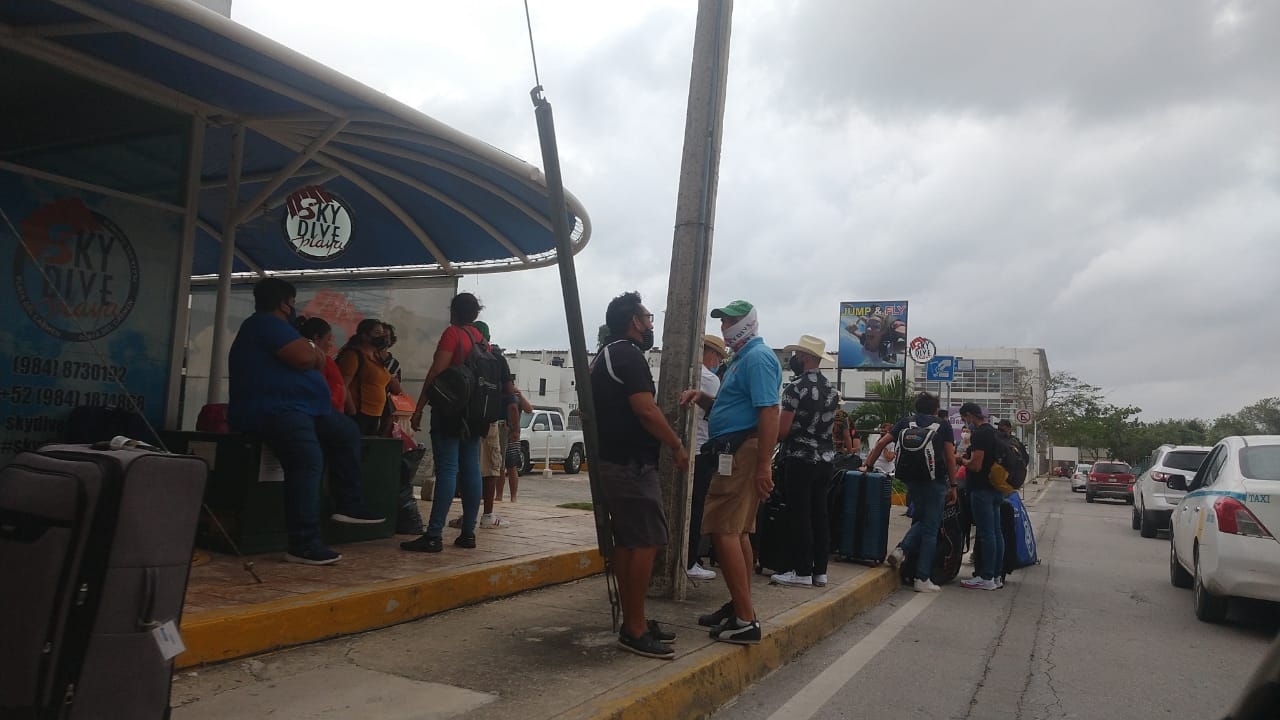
[176,547,604,669]
[562,566,901,720]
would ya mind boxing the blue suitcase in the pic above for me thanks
[831,470,891,565]
[1002,491,1038,571]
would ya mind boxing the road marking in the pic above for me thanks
[765,592,938,720]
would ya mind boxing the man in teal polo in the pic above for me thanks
[680,300,781,645]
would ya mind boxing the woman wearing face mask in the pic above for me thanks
[297,316,355,416]
[337,318,403,436]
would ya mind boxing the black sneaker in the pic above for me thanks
[331,507,384,525]
[710,618,761,645]
[647,620,676,644]
[617,629,674,660]
[284,545,342,565]
[697,601,735,628]
[400,534,443,553]
[454,533,477,549]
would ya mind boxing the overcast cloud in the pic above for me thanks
[232,0,1279,421]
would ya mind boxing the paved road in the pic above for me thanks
[713,480,1278,720]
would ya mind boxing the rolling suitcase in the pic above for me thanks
[0,444,207,719]
[751,485,789,575]
[1002,491,1039,572]
[831,470,891,565]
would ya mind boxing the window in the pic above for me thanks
[1093,462,1131,474]
[1240,445,1280,482]
[538,378,547,396]
[1162,451,1209,472]
[550,414,564,431]
[1198,448,1228,488]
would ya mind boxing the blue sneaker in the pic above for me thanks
[284,545,341,565]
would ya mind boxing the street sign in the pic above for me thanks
[956,358,975,372]
[1015,408,1033,425]
[908,337,936,363]
[926,355,955,382]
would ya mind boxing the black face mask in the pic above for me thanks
[638,328,655,352]
[371,336,390,349]
[788,354,806,375]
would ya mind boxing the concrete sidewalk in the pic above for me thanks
[172,506,914,720]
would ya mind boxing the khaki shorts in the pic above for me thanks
[701,438,762,535]
[480,422,504,477]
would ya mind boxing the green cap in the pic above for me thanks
[473,320,490,341]
[710,300,754,319]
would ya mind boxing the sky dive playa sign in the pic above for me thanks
[13,197,140,342]
[283,185,353,261]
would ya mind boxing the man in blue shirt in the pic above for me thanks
[680,300,781,645]
[229,278,381,566]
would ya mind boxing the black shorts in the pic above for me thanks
[598,460,669,548]
[504,440,522,469]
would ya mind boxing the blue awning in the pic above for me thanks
[0,0,591,280]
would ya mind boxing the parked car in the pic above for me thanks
[517,407,586,475]
[1132,444,1211,537]
[1168,435,1280,623]
[1085,461,1135,503]
[1070,463,1092,492]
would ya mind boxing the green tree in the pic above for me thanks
[851,374,911,431]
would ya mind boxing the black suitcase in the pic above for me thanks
[899,496,965,586]
[831,470,892,565]
[0,444,207,719]
[751,485,789,575]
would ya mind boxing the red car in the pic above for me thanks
[1085,461,1135,503]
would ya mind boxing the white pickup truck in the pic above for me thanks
[516,407,586,475]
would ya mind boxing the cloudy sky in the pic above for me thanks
[231,0,1278,422]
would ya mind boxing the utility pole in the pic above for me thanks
[651,0,734,600]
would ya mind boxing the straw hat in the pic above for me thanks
[784,335,833,365]
[702,334,727,358]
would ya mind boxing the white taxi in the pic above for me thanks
[1168,435,1280,622]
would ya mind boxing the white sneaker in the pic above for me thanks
[686,563,717,581]
[770,571,814,587]
[886,547,906,569]
[960,577,999,591]
[479,513,505,528]
[913,578,942,593]
[995,576,1005,589]
[813,574,828,587]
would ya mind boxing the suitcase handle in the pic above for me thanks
[138,566,159,629]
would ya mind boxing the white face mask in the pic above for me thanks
[722,308,758,352]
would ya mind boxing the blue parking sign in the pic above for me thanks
[926,355,955,382]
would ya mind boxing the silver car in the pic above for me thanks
[1132,444,1210,537]
[1070,463,1091,492]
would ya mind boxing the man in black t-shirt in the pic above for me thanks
[958,403,1004,590]
[590,292,690,660]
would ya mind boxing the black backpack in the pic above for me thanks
[425,326,505,428]
[896,420,940,483]
[995,434,1029,490]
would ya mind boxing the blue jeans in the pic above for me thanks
[427,431,482,536]
[969,487,1006,581]
[257,410,365,553]
[899,479,948,581]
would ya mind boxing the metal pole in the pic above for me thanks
[530,89,611,560]
[206,123,244,405]
[652,0,734,599]
[167,114,205,429]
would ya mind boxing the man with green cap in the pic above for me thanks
[680,300,781,645]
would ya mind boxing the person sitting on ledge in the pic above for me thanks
[228,278,383,566]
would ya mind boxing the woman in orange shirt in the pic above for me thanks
[338,319,403,436]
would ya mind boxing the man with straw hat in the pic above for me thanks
[686,334,727,582]
[770,335,840,588]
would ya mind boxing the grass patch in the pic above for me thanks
[557,502,595,511]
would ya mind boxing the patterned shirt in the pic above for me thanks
[780,369,840,464]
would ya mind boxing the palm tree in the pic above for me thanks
[850,374,912,432]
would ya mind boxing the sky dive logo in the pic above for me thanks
[283,185,353,261]
[13,198,140,342]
